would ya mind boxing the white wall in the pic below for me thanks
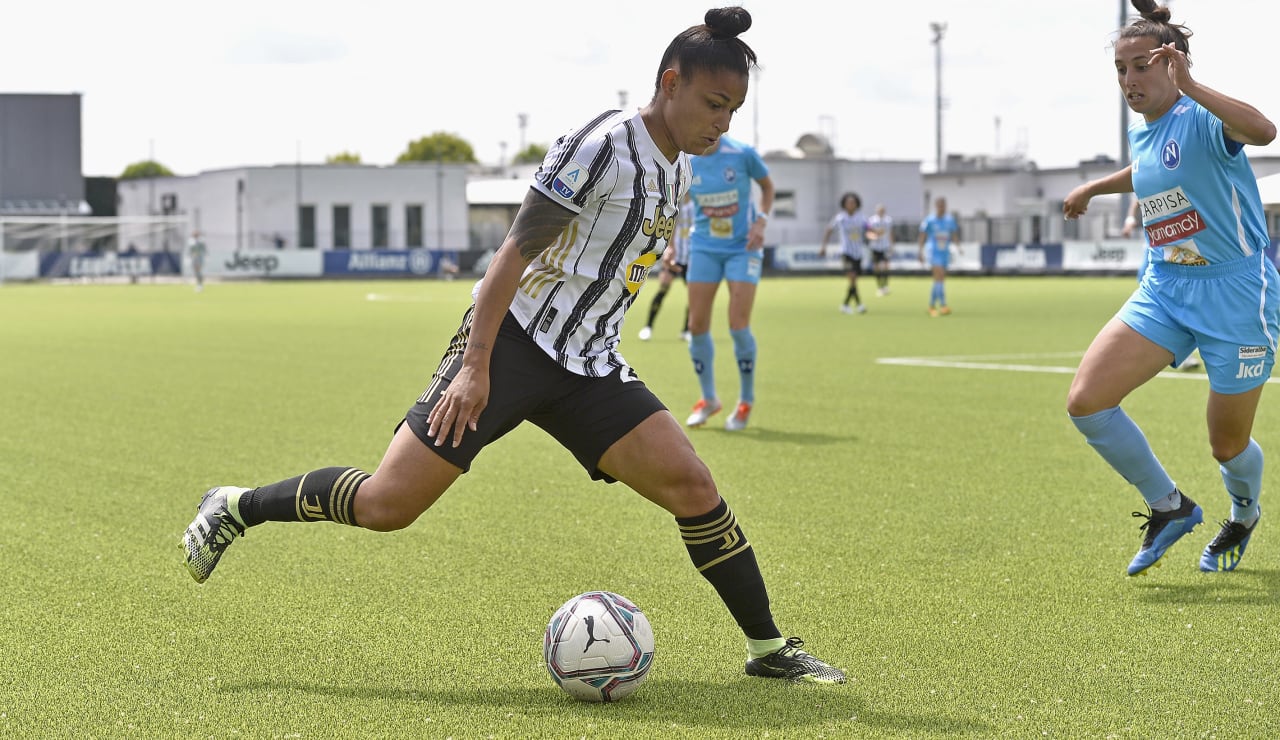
[117,163,469,253]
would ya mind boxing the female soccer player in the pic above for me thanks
[682,134,775,431]
[181,6,844,684]
[917,196,960,317]
[819,192,870,314]
[638,193,693,342]
[1063,0,1277,575]
[867,204,894,296]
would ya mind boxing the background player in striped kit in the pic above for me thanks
[181,5,844,685]
[819,192,870,314]
[638,193,693,342]
[867,203,894,296]
[1064,0,1277,575]
[683,134,775,431]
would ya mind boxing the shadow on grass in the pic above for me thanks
[217,677,990,734]
[1129,567,1280,605]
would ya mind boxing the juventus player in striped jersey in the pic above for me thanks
[181,6,845,685]
[638,193,694,341]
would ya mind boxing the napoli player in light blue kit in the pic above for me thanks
[684,133,775,431]
[917,197,960,316]
[1064,0,1278,575]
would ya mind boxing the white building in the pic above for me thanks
[116,162,470,254]
[113,137,1280,260]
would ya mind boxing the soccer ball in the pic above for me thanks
[543,591,655,702]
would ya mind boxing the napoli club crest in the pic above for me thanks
[1161,140,1181,170]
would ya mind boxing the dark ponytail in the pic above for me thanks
[1120,0,1192,58]
[653,6,759,93]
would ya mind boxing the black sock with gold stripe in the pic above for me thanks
[677,497,781,641]
[238,467,367,527]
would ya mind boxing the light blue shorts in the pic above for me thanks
[928,248,950,270]
[688,249,763,285]
[1118,252,1280,394]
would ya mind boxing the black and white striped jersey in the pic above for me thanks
[666,196,695,266]
[509,109,689,377]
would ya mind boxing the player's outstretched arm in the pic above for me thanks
[1064,165,1133,220]
[427,190,576,448]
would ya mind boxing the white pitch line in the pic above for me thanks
[875,354,1280,383]
[876,357,1081,375]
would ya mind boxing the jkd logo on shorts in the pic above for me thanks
[1239,346,1268,360]
[1236,362,1266,380]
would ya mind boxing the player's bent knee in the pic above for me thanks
[1065,384,1108,418]
[353,480,438,532]
[661,460,720,517]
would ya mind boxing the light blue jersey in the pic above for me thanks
[1118,95,1280,393]
[1130,95,1269,266]
[920,213,959,267]
[688,135,769,254]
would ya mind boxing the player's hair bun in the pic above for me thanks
[1131,0,1172,24]
[705,6,752,39]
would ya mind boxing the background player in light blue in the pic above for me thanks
[917,196,960,316]
[1063,0,1278,575]
[684,134,774,432]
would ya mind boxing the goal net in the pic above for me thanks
[0,215,190,282]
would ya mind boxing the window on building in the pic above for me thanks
[773,190,797,219]
[372,204,389,248]
[406,204,424,247]
[298,205,316,248]
[333,205,351,249]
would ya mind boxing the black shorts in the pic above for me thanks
[841,255,864,274]
[871,250,890,264]
[402,309,667,482]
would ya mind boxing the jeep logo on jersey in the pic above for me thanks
[642,208,676,242]
[1161,139,1181,170]
[552,161,587,199]
[623,252,659,295]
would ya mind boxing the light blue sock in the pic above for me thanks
[1220,439,1263,524]
[1070,407,1176,505]
[930,282,943,307]
[729,327,756,404]
[937,281,947,307]
[688,332,717,402]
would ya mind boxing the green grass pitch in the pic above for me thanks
[1,274,1278,737]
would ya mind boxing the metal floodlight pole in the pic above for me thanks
[1119,0,1132,225]
[930,22,947,174]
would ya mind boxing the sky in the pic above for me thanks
[5,0,1279,177]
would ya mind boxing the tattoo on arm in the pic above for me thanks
[508,189,577,261]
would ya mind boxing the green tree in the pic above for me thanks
[513,143,549,165]
[119,160,175,180]
[396,132,477,164]
[325,151,362,164]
